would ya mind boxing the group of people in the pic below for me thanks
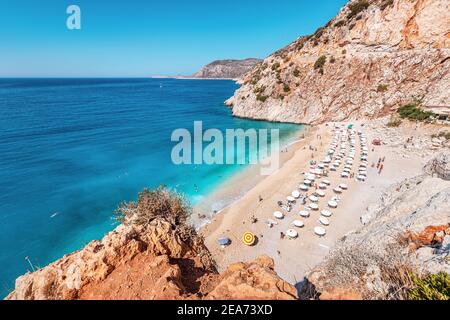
[372,156,386,174]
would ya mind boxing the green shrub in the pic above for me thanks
[283,84,291,93]
[409,272,450,300]
[334,20,345,27]
[256,94,268,102]
[253,86,266,94]
[271,62,280,70]
[397,103,436,121]
[293,69,300,77]
[380,0,394,10]
[314,55,327,70]
[347,0,370,20]
[386,117,402,127]
[330,56,336,63]
[377,84,388,92]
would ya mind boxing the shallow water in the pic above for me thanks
[0,78,301,297]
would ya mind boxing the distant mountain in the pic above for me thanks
[192,58,262,79]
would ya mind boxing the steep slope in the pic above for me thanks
[6,188,297,300]
[193,58,262,79]
[302,152,450,300]
[226,0,449,124]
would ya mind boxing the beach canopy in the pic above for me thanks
[318,183,327,190]
[299,184,309,191]
[333,187,343,193]
[286,196,296,202]
[286,229,298,239]
[292,190,301,198]
[309,195,319,202]
[314,226,326,236]
[293,220,304,228]
[315,190,325,197]
[319,216,330,226]
[321,210,332,217]
[242,232,255,246]
[339,183,348,190]
[273,211,284,219]
[357,175,366,181]
[218,237,231,246]
[328,200,338,208]
[322,179,331,185]
[309,203,319,210]
[299,210,310,217]
[341,172,349,178]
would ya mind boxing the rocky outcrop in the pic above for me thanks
[302,152,450,300]
[6,189,297,300]
[207,256,298,300]
[226,0,449,124]
[193,58,262,79]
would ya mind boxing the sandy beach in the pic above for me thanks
[199,118,446,287]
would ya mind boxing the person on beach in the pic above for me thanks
[378,163,384,174]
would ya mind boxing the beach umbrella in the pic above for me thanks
[339,183,348,190]
[328,200,338,208]
[322,179,331,185]
[314,226,326,236]
[319,216,330,226]
[318,163,325,169]
[315,190,325,197]
[242,232,255,246]
[333,186,343,193]
[299,184,309,191]
[357,175,366,181]
[321,210,332,217]
[286,196,296,202]
[304,179,312,185]
[292,190,301,198]
[305,173,316,181]
[293,220,304,228]
[273,211,284,219]
[309,195,319,202]
[341,172,349,178]
[218,237,231,246]
[286,229,299,239]
[318,183,327,190]
[309,203,319,210]
[330,166,337,171]
[343,168,351,173]
[299,210,310,218]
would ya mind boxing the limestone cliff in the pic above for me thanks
[226,0,449,124]
[302,151,450,300]
[193,58,262,79]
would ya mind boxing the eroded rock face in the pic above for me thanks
[207,256,298,300]
[302,152,450,300]
[226,0,449,124]
[6,219,296,300]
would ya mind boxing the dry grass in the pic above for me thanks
[319,240,417,299]
[115,185,216,271]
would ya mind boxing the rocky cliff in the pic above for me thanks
[302,152,450,300]
[193,58,262,79]
[6,188,297,300]
[226,0,449,124]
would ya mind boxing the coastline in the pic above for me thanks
[199,118,446,286]
[191,126,309,229]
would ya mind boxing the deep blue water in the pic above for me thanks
[0,78,301,297]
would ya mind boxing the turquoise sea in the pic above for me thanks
[0,78,301,297]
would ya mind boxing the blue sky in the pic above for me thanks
[0,0,348,77]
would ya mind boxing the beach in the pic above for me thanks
[199,118,446,286]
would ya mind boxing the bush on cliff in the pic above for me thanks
[398,103,435,121]
[314,55,327,70]
[347,0,370,20]
[409,272,450,300]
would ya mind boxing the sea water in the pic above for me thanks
[0,78,301,297]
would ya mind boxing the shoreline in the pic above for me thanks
[199,118,447,286]
[191,126,311,229]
